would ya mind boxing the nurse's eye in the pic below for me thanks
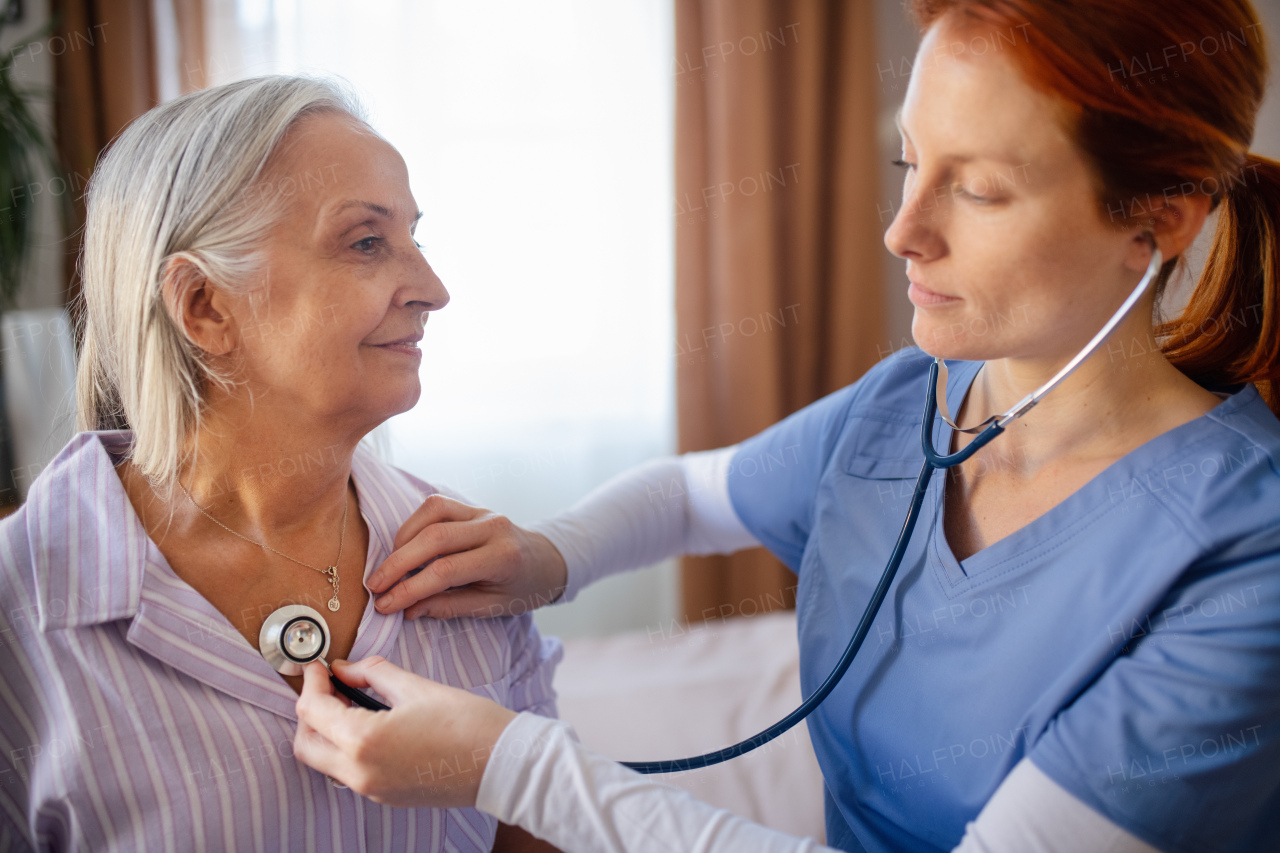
[891,158,916,172]
[954,185,991,204]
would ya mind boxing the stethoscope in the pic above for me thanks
[621,234,1165,774]
[255,236,1165,776]
[259,604,390,711]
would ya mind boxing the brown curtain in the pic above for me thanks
[676,0,886,622]
[53,0,205,308]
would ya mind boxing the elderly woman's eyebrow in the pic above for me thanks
[330,199,425,225]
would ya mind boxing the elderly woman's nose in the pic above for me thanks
[402,252,450,311]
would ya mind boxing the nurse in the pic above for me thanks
[295,0,1280,851]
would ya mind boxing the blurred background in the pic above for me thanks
[3,0,1280,840]
[5,0,1280,639]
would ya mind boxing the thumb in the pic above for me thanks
[331,656,422,705]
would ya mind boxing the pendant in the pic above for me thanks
[326,565,339,611]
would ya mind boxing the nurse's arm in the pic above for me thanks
[294,656,832,853]
[297,658,1164,853]
[370,447,757,620]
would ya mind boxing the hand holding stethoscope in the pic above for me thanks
[292,655,516,808]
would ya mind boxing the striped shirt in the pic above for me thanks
[0,430,562,852]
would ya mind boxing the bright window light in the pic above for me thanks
[208,0,677,636]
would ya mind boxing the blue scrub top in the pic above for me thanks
[726,347,1280,853]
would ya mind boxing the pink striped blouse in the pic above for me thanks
[0,430,562,852]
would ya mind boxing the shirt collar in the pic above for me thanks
[26,430,417,632]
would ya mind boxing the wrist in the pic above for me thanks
[476,712,566,823]
[529,531,569,604]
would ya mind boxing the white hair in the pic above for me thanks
[74,75,365,495]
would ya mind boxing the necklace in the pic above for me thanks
[178,479,350,612]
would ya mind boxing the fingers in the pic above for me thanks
[295,661,366,745]
[404,588,510,621]
[330,656,421,706]
[369,495,484,591]
[293,714,345,781]
[370,520,496,605]
[372,524,500,613]
[294,662,363,783]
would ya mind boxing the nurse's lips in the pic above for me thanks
[907,279,961,307]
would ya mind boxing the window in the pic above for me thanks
[206,0,677,637]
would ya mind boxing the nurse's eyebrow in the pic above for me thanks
[893,106,1024,168]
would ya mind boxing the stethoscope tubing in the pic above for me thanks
[622,235,1161,774]
[331,674,392,711]
[620,362,993,774]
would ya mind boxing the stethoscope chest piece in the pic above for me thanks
[259,604,332,676]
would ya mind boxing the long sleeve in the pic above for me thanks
[478,716,1165,853]
[477,713,832,853]
[527,447,760,603]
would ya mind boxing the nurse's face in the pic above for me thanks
[884,13,1152,364]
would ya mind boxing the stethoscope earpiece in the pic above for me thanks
[258,604,391,712]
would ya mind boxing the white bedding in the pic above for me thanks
[553,610,826,843]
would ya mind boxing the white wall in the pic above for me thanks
[204,0,679,640]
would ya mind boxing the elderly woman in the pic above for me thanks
[0,76,563,851]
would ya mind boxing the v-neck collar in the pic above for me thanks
[924,361,1255,591]
[43,431,408,722]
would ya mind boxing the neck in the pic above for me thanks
[954,307,1215,472]
[175,404,365,539]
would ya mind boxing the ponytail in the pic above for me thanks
[1157,152,1280,415]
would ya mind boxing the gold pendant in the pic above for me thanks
[326,565,339,611]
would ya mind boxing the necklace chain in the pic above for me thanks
[178,480,349,612]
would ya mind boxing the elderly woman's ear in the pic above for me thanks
[161,253,239,357]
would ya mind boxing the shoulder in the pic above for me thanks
[1144,385,1280,552]
[1,431,130,618]
[846,345,944,419]
[349,445,442,527]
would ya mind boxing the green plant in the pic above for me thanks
[0,14,62,306]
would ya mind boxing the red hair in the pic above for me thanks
[908,0,1280,414]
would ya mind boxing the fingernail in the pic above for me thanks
[374,595,390,611]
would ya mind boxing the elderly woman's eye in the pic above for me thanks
[353,236,381,253]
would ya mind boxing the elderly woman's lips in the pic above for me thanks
[372,340,422,356]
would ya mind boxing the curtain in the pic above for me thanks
[53,0,205,308]
[676,0,886,622]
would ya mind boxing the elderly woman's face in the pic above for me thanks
[230,111,447,429]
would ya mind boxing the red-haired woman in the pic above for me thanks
[291,2,1280,851]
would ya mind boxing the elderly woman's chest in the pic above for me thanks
[156,517,373,690]
[27,628,495,851]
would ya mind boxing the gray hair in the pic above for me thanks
[74,75,365,495]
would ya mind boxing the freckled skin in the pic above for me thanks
[883,13,1222,561]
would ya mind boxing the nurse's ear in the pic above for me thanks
[1123,191,1213,272]
[160,253,239,357]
